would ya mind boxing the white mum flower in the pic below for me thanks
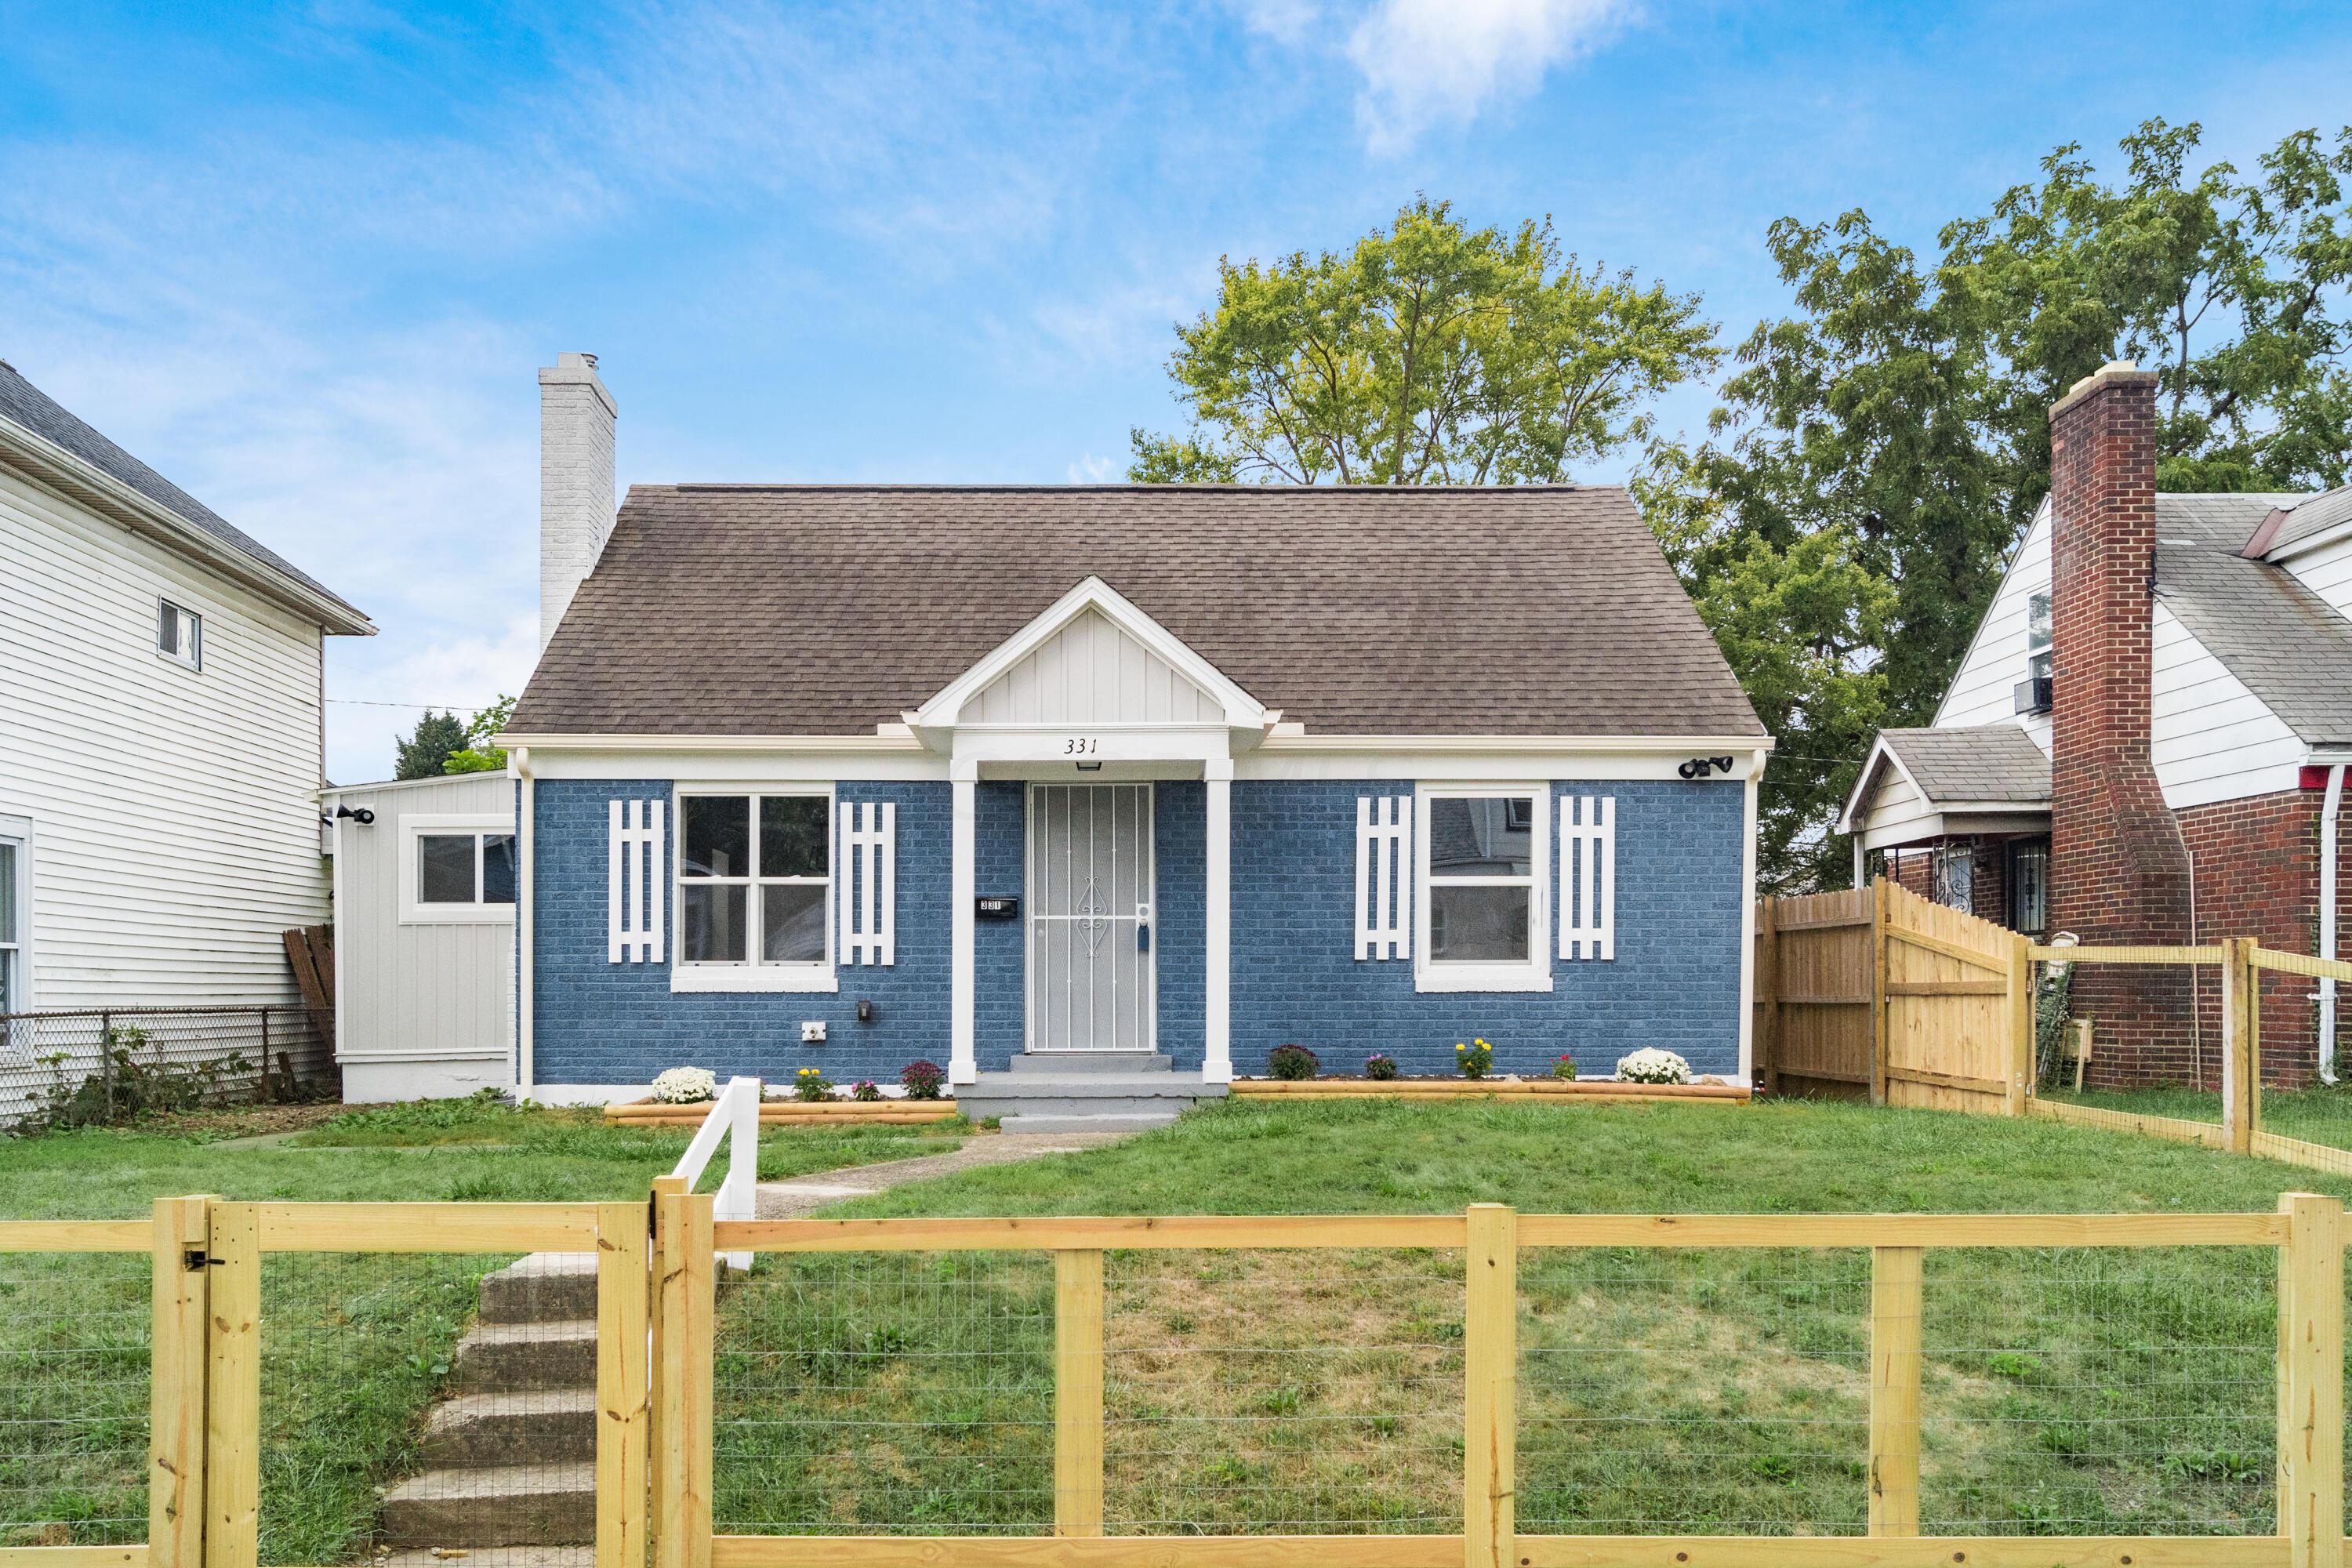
[1613,1049,1691,1085]
[650,1065,719,1104]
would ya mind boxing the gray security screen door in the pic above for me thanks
[1027,784,1156,1051]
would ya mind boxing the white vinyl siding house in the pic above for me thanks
[0,466,339,1009]
[0,359,370,1038]
[1935,504,2056,749]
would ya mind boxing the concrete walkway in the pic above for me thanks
[754,1130,1129,1217]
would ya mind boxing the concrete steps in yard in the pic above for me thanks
[960,1052,1226,1131]
[382,1251,601,1551]
[379,1461,595,1548]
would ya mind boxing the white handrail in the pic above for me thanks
[671,1074,760,1269]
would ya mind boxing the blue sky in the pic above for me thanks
[5,1,2350,782]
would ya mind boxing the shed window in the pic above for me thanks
[157,600,201,669]
[1416,786,1552,993]
[678,793,830,968]
[399,815,517,924]
[417,833,516,906]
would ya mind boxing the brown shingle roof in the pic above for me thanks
[510,485,1764,739]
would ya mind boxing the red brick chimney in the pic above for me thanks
[2046,361,2199,1082]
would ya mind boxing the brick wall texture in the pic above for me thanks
[2047,367,2200,1083]
[529,775,1748,1087]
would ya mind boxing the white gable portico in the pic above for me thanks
[906,577,1275,1086]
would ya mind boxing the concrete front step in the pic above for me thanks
[998,1112,1184,1134]
[477,1251,599,1324]
[419,1388,598,1467]
[380,1461,595,1548]
[1003,1052,1173,1075]
[455,1318,598,1392]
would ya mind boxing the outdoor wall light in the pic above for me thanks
[1677,756,1736,780]
[856,998,876,1024]
[332,804,376,825]
[1075,760,1104,771]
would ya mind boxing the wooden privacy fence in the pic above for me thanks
[13,1193,2352,1568]
[1755,877,2031,1115]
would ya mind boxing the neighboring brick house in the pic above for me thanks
[1840,361,2352,1089]
[490,354,1772,1123]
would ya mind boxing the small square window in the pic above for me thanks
[400,817,519,923]
[157,600,201,669]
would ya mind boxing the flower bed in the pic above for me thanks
[1228,1076,1749,1102]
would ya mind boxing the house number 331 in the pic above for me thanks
[1063,737,1098,755]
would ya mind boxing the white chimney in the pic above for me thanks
[539,351,618,650]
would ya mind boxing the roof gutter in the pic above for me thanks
[0,416,376,637]
[494,729,1778,755]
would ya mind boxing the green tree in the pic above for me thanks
[1661,118,2352,891]
[442,695,517,775]
[1130,196,1719,484]
[392,710,467,781]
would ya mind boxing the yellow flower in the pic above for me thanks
[1455,1044,1465,1051]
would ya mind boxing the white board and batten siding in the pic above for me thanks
[840,800,895,965]
[0,466,329,1012]
[966,607,1226,725]
[328,773,514,1100]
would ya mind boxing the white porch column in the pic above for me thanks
[950,760,978,1085]
[1203,756,1233,1084]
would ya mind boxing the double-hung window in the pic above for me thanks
[401,816,517,923]
[1416,786,1551,993]
[0,826,27,1018]
[675,790,833,990]
[2026,591,2053,685]
[157,599,202,669]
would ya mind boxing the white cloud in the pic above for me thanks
[1066,452,1122,482]
[1345,0,1635,154]
[1230,0,1323,46]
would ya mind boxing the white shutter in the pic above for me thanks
[1354,796,1412,960]
[608,798,665,964]
[839,800,896,966]
[1559,794,1615,960]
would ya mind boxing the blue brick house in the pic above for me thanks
[499,354,1769,1112]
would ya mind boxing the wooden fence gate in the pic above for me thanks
[1755,877,2030,1112]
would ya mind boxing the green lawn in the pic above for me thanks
[712,1095,2350,1543]
[0,1098,968,1560]
[2047,1082,2352,1151]
[6,1093,2345,1554]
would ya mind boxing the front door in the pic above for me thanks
[1027,784,1155,1051]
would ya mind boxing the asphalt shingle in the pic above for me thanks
[2154,543,2352,746]
[1878,726,2052,808]
[511,484,1766,739]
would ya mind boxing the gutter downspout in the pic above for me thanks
[2324,764,2345,1083]
[514,746,535,1102]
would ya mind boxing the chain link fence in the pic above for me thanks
[0,1005,332,1131]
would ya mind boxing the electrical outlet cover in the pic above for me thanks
[801,1021,827,1044]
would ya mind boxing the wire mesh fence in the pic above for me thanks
[1519,1246,1871,1536]
[1102,1247,1465,1534]
[0,1249,151,1548]
[256,1250,594,1566]
[714,1250,1057,1535]
[1917,1246,2275,1536]
[0,1004,331,1131]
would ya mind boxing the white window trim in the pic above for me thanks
[0,812,32,1021]
[1414,782,1552,994]
[156,597,203,670]
[400,813,518,924]
[671,785,840,994]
